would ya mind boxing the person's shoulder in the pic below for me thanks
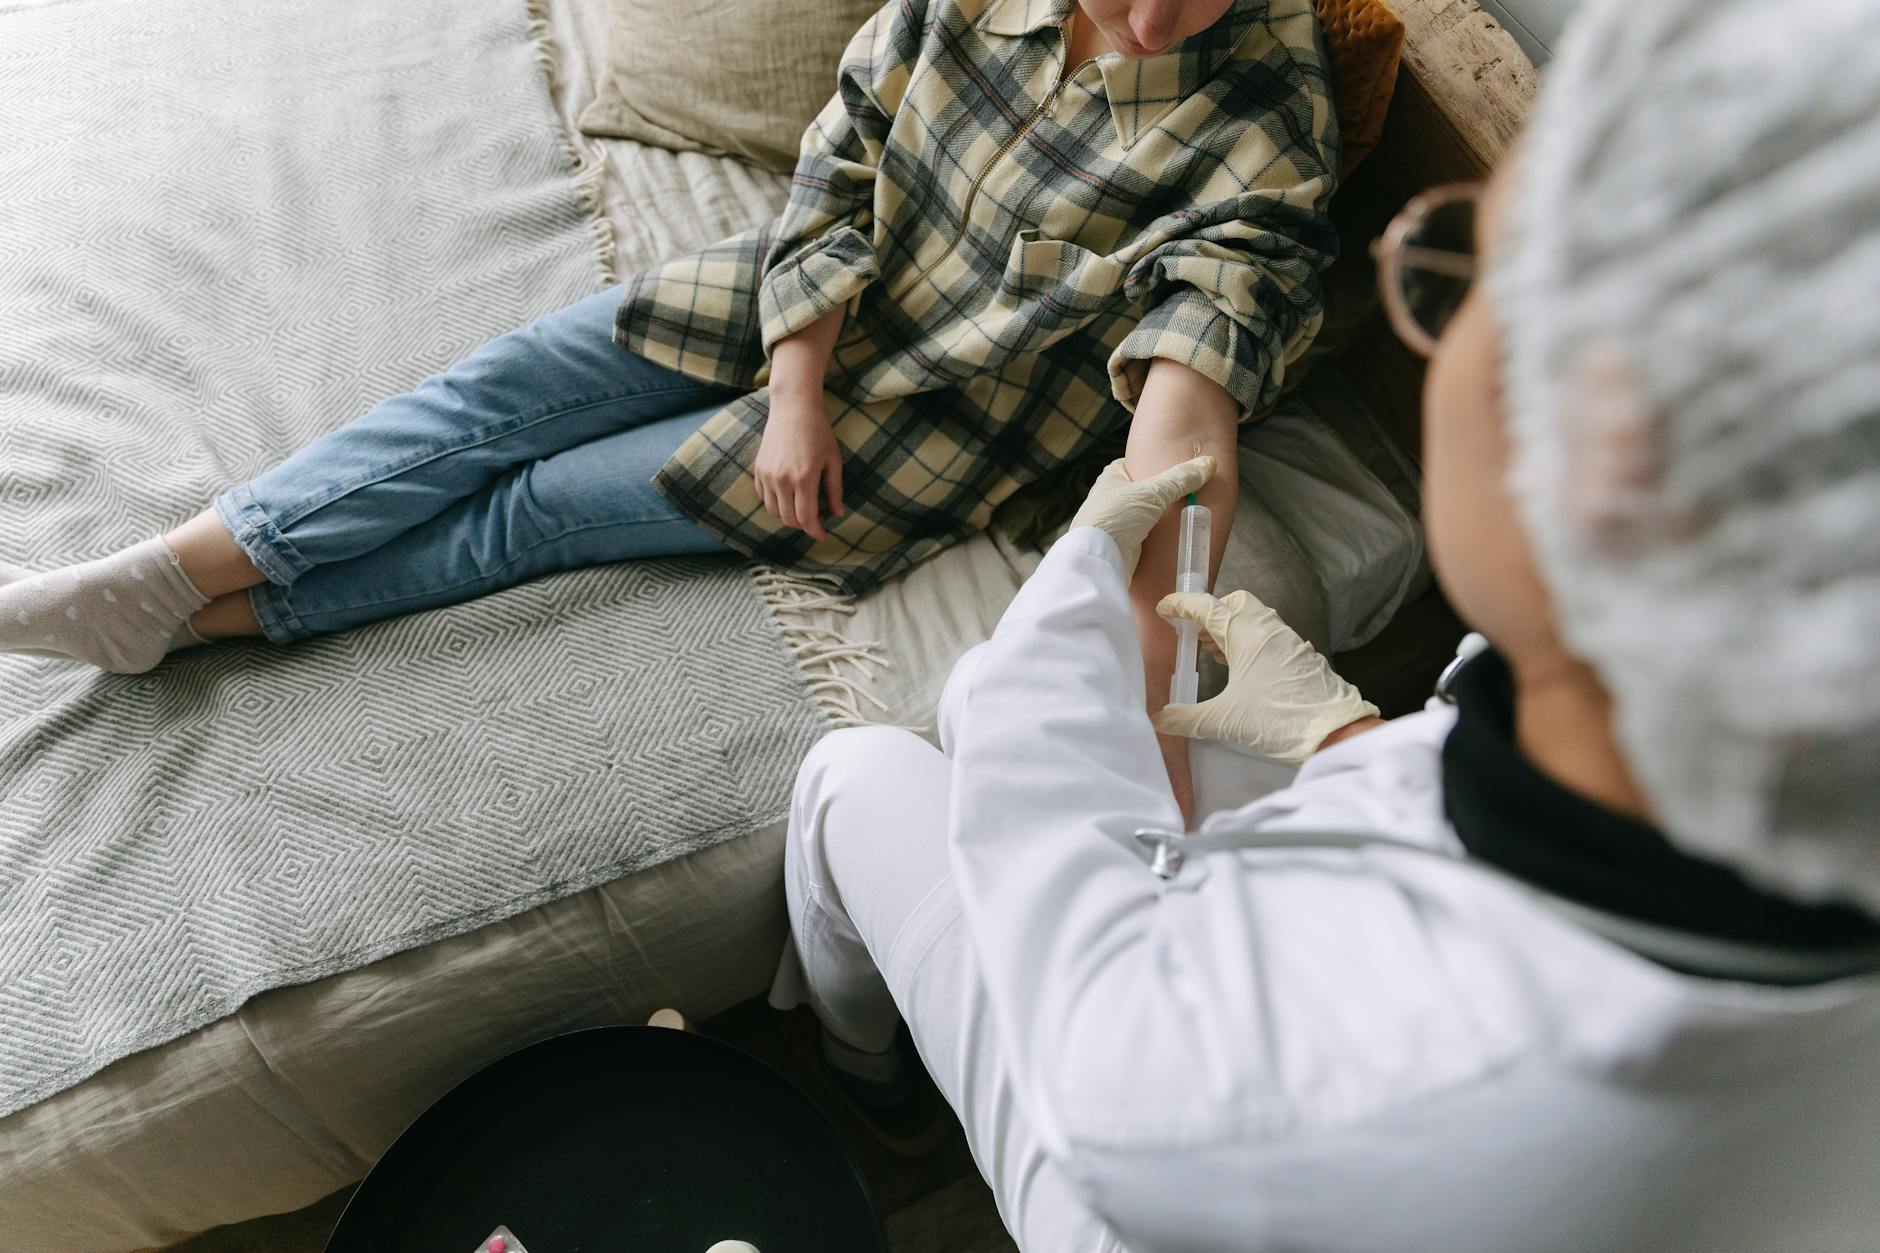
[876,0,961,31]
[848,0,944,50]
[1231,0,1332,66]
[1190,707,1459,857]
[1292,706,1458,796]
[1199,2,1339,168]
[1310,705,1457,766]
[1213,0,1336,122]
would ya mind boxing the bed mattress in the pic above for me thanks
[0,3,804,1248]
[0,0,1424,1245]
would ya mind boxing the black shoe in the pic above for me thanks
[812,1026,955,1157]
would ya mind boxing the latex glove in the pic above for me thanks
[1065,455,1216,582]
[1151,590,1379,764]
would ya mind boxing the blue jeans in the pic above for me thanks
[214,287,741,643]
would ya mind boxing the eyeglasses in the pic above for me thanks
[1370,183,1482,358]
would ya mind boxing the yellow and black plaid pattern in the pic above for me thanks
[616,0,1338,594]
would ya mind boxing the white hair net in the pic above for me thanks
[1492,0,1880,914]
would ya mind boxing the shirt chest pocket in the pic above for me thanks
[999,229,1129,320]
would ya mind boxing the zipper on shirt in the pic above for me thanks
[887,29,1098,302]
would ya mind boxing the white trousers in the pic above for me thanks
[772,724,1292,1253]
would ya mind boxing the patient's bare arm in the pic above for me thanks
[1125,358,1238,826]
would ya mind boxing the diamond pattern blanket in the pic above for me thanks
[0,0,826,1118]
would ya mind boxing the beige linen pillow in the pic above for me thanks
[577,0,884,172]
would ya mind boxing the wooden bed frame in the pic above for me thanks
[1327,0,1538,715]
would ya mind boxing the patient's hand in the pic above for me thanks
[755,389,844,541]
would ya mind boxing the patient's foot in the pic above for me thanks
[816,1026,953,1157]
[0,538,210,672]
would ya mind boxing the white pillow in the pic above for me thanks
[1227,402,1427,654]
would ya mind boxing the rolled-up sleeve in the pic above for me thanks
[757,0,925,353]
[1108,65,1339,419]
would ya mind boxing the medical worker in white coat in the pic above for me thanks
[769,0,1880,1248]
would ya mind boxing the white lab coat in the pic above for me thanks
[783,528,1880,1252]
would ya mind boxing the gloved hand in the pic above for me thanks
[1066,455,1215,582]
[1152,589,1379,764]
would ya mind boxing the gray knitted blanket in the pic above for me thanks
[0,0,825,1118]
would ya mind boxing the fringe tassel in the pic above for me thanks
[749,567,897,730]
[523,0,619,286]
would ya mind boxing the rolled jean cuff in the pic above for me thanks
[247,582,310,645]
[212,484,313,588]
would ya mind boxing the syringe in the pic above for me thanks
[1167,491,1212,706]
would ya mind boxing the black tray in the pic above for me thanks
[327,1025,888,1252]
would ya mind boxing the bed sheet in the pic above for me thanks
[1,5,803,1249]
[1,4,1423,1245]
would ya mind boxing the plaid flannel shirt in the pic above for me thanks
[616,0,1338,594]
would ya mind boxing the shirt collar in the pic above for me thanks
[978,0,1265,150]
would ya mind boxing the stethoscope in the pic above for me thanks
[1128,635,1880,986]
[1129,822,1880,986]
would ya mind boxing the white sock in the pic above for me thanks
[169,616,210,653]
[0,538,211,673]
[3,557,207,658]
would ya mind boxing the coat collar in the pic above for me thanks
[979,0,1264,149]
